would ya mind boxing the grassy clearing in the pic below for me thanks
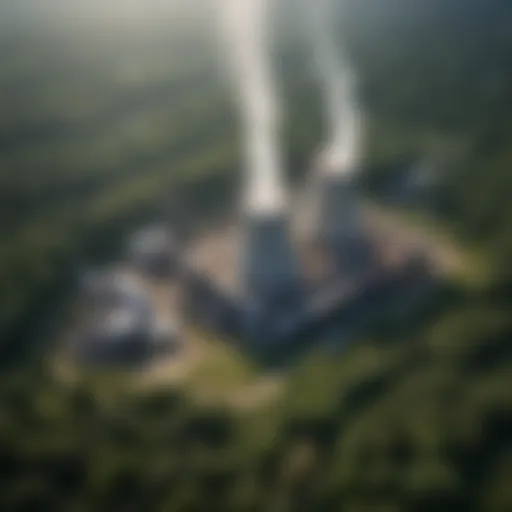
[181,330,259,404]
[131,328,285,411]
[369,200,490,286]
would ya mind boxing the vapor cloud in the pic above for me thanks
[219,0,285,215]
[304,0,362,177]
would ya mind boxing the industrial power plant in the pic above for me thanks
[65,0,439,367]
[67,153,437,367]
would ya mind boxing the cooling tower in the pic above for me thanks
[314,162,371,277]
[241,210,303,344]
[318,174,359,247]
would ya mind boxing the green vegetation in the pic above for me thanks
[2,280,511,511]
[1,0,512,510]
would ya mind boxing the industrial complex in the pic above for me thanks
[67,157,438,367]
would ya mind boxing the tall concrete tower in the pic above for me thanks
[240,193,303,345]
[243,213,299,300]
[318,173,359,248]
[312,154,370,277]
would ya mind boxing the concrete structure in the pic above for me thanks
[72,270,181,365]
[309,165,376,279]
[317,175,360,246]
[69,155,440,367]
[240,211,304,345]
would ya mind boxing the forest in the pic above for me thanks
[0,0,512,510]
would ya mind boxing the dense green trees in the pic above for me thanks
[1,277,511,511]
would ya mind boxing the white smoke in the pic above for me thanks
[304,0,363,177]
[219,0,285,215]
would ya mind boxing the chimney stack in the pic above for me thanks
[311,152,370,276]
[240,206,303,345]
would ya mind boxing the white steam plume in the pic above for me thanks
[219,0,285,215]
[305,0,362,177]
